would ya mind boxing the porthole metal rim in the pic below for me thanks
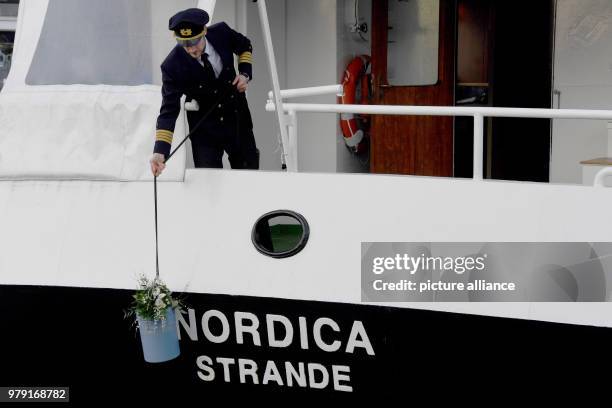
[251,209,310,259]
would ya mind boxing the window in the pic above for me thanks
[26,0,197,86]
[252,211,310,258]
[0,31,14,90]
[387,0,440,86]
[0,1,19,19]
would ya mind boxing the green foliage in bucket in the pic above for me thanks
[125,275,182,321]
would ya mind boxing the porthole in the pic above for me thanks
[252,210,309,258]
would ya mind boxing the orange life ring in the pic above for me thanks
[339,55,371,153]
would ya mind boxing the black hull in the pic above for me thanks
[1,285,610,403]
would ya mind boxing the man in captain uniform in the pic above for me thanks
[150,8,258,176]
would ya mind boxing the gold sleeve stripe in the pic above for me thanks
[239,52,253,63]
[156,130,173,144]
[155,132,173,139]
[156,129,173,136]
[156,134,173,144]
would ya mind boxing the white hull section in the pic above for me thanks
[1,170,611,327]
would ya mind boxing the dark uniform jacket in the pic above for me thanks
[154,22,253,158]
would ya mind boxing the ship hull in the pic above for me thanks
[2,284,610,401]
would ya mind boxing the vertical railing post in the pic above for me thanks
[257,0,290,171]
[286,110,298,172]
[473,113,484,181]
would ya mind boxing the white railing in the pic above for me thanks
[594,167,612,188]
[257,0,290,170]
[266,85,612,183]
[265,85,343,172]
[267,85,343,100]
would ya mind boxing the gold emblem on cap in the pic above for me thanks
[180,28,192,37]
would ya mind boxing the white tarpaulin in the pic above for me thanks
[0,0,215,181]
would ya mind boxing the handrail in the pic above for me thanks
[265,102,612,119]
[265,100,612,181]
[267,85,343,100]
[594,167,612,187]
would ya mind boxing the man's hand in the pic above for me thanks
[232,74,249,93]
[150,153,166,177]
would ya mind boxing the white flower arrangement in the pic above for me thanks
[127,275,180,321]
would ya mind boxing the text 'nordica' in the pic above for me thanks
[177,309,376,392]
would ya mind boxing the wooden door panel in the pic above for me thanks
[370,0,454,176]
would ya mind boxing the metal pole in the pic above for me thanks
[265,103,612,120]
[256,0,290,170]
[473,114,484,181]
[287,110,298,172]
[594,167,612,188]
[267,84,343,100]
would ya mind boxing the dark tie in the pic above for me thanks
[202,53,216,82]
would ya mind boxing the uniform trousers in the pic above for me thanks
[188,111,259,170]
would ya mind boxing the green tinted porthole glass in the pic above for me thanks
[252,210,309,258]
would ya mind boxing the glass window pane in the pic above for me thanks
[26,0,197,86]
[0,31,14,90]
[268,215,303,253]
[252,211,310,258]
[0,1,19,18]
[387,0,440,86]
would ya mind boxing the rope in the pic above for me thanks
[154,175,159,279]
[153,84,237,280]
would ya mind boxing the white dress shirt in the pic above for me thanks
[200,38,222,78]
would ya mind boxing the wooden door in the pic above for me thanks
[370,0,455,176]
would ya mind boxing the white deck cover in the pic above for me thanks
[0,0,218,181]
